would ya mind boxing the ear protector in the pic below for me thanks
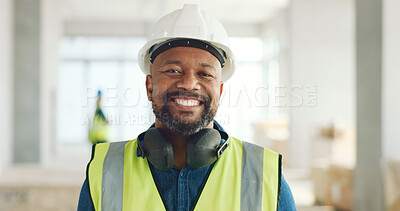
[138,128,229,171]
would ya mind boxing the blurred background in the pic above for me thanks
[0,0,399,210]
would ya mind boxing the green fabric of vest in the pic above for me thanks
[88,137,281,211]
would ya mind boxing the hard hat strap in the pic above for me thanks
[149,39,226,68]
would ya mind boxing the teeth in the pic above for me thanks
[175,99,200,106]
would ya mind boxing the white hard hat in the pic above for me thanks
[138,4,236,82]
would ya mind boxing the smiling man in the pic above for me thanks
[78,4,296,211]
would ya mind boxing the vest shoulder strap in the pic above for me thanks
[88,141,129,211]
[195,137,281,211]
[233,137,282,211]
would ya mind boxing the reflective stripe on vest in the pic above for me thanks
[88,137,281,211]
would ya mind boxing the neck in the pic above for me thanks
[155,120,213,170]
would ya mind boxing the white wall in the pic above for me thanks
[383,0,400,160]
[289,0,355,168]
[0,0,13,173]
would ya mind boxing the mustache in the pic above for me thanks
[161,90,210,105]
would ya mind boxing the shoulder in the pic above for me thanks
[89,140,137,163]
[228,136,280,156]
[227,136,281,174]
[92,140,136,152]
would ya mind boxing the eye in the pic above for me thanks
[165,69,181,74]
[199,72,214,78]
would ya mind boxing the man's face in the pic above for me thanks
[146,46,223,135]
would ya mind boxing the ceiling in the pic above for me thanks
[59,0,290,25]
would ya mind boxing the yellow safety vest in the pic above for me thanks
[88,137,281,211]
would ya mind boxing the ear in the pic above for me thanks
[146,75,153,101]
[219,82,224,97]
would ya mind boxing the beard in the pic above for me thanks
[152,91,217,135]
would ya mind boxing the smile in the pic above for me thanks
[173,98,202,107]
[162,91,208,110]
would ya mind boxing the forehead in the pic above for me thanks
[151,46,221,67]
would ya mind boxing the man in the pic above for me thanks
[78,4,296,211]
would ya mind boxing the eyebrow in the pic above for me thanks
[161,60,216,70]
[162,60,181,67]
[199,63,216,70]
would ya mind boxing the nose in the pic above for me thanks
[176,71,200,91]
